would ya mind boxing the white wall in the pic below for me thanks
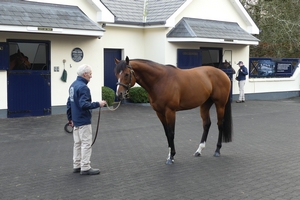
[0,71,7,109]
[50,35,103,106]
[175,0,247,28]
[144,28,167,63]
[100,26,145,59]
[249,68,300,93]
[229,45,250,95]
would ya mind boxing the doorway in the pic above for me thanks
[104,48,122,100]
[7,40,51,118]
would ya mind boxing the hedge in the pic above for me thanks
[102,86,115,106]
[129,87,149,103]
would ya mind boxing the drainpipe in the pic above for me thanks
[143,0,148,23]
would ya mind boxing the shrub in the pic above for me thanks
[129,87,149,103]
[102,86,115,106]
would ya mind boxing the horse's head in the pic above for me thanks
[114,56,136,100]
[223,60,231,69]
[22,55,31,69]
[9,50,31,70]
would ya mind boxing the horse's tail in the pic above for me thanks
[222,95,233,143]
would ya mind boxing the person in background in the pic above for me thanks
[67,64,106,175]
[236,61,248,103]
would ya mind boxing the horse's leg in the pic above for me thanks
[156,110,176,164]
[214,103,226,157]
[194,99,213,157]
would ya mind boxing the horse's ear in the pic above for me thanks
[17,49,20,53]
[115,58,120,64]
[125,56,129,65]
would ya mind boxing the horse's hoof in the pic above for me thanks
[166,159,174,165]
[214,152,220,157]
[194,152,201,157]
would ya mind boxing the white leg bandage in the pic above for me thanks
[196,142,206,155]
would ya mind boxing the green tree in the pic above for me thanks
[240,0,300,58]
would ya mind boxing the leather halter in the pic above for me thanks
[116,65,135,91]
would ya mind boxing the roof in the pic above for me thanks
[167,17,259,45]
[0,0,259,42]
[99,0,259,35]
[0,0,105,37]
[100,0,187,25]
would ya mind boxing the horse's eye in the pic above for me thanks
[125,73,129,78]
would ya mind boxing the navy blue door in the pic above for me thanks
[177,49,202,69]
[104,49,121,99]
[0,42,9,70]
[7,41,51,118]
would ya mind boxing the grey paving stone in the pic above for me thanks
[1,98,300,199]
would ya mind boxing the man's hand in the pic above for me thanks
[99,100,107,107]
[68,120,74,127]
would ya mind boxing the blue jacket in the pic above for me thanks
[67,76,100,127]
[236,65,248,81]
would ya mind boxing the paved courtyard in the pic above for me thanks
[1,98,300,200]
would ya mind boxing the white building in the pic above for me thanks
[0,0,297,118]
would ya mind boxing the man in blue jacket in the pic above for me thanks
[236,61,248,103]
[67,64,106,175]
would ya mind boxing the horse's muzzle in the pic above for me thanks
[117,91,129,101]
[117,93,124,101]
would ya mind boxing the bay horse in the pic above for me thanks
[9,50,31,70]
[114,56,233,164]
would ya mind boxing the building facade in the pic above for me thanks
[1,0,296,118]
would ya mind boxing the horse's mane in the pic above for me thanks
[115,59,176,74]
[10,52,26,60]
[134,59,177,68]
[133,59,163,67]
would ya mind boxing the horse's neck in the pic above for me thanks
[132,62,166,91]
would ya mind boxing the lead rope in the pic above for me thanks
[91,101,121,146]
[91,107,101,146]
[106,101,121,111]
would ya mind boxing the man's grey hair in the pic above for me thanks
[77,64,91,76]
